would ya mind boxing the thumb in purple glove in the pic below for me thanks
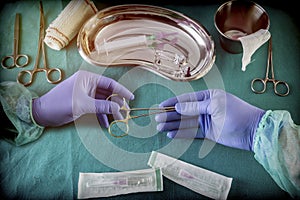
[155,89,265,151]
[32,70,134,128]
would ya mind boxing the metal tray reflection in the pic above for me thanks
[77,4,215,81]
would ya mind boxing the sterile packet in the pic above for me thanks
[77,168,163,199]
[148,151,232,200]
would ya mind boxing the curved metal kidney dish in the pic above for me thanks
[77,4,215,81]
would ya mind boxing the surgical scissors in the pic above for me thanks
[107,95,175,138]
[251,38,289,96]
[1,13,29,69]
[17,2,62,86]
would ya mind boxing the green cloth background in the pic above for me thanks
[0,0,299,199]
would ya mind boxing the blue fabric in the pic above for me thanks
[0,1,299,199]
[0,81,44,146]
[254,110,300,198]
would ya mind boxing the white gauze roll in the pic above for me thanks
[44,0,98,51]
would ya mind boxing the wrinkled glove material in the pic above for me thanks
[156,89,265,151]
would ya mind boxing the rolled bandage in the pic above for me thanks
[44,0,98,51]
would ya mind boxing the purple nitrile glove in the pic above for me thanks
[155,89,265,151]
[32,70,134,128]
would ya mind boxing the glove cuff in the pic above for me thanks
[250,109,267,151]
[31,98,46,128]
[31,97,49,127]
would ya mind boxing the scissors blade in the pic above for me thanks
[268,38,275,79]
[13,13,20,56]
[39,1,45,38]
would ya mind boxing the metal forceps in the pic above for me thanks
[107,95,175,138]
[1,13,29,69]
[17,2,62,86]
[251,38,290,96]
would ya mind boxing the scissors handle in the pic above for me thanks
[108,119,129,138]
[45,67,63,84]
[17,67,63,86]
[273,80,290,97]
[17,69,35,86]
[251,78,267,94]
[1,54,29,69]
[251,78,290,96]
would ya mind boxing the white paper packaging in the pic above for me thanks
[148,151,233,200]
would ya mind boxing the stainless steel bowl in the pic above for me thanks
[214,0,270,53]
[77,4,215,81]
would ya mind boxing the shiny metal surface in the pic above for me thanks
[1,13,29,69]
[251,38,289,96]
[77,4,215,81]
[214,0,270,54]
[17,2,63,86]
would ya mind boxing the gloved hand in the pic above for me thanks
[155,89,265,151]
[32,70,134,128]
